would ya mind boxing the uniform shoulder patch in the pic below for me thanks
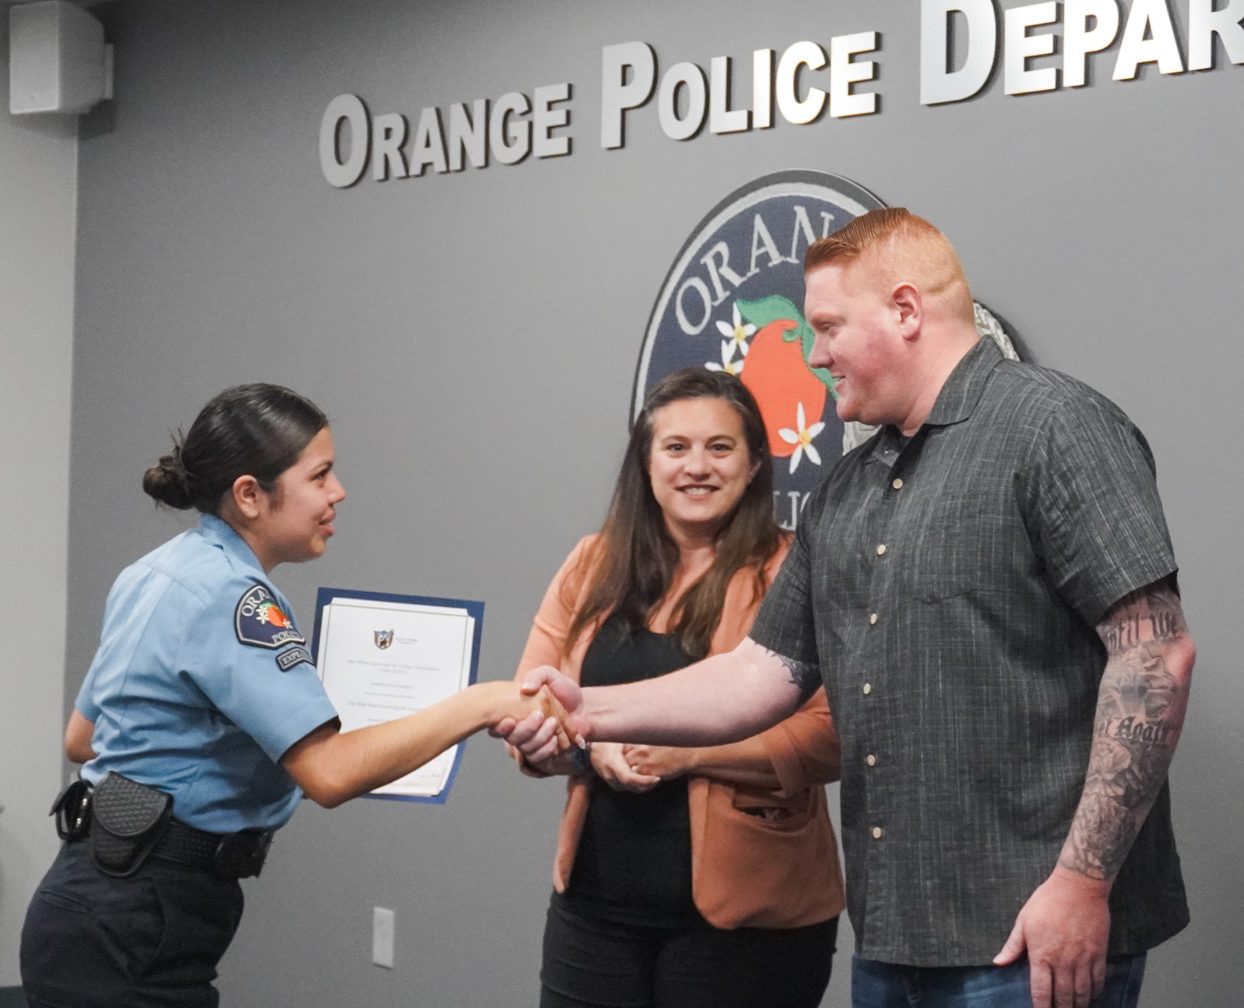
[234,583,306,649]
[276,646,314,672]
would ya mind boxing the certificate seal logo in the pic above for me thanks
[374,629,395,650]
[633,170,887,529]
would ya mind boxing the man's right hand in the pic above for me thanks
[497,666,586,764]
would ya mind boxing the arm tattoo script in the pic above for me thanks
[1098,580,1187,656]
[761,646,822,703]
[1061,581,1192,881]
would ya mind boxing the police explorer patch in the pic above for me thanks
[234,584,306,649]
[276,646,314,672]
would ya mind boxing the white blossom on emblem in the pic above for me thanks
[705,339,744,376]
[778,401,825,474]
[715,302,755,359]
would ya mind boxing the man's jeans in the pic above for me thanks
[852,952,1146,1007]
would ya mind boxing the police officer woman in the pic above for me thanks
[20,383,561,1008]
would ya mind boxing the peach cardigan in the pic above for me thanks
[515,534,845,929]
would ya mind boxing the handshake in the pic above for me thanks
[487,667,586,771]
[487,668,701,791]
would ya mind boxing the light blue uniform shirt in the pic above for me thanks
[77,514,338,833]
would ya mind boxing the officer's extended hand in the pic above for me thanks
[513,666,587,762]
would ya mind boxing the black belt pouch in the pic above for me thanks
[89,772,173,877]
[50,778,92,840]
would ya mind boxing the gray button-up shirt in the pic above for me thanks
[750,337,1188,965]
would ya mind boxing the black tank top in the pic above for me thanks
[560,612,704,926]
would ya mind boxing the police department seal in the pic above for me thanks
[633,171,1018,529]
[633,170,887,530]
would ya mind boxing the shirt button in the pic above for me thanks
[866,754,877,767]
[875,544,887,556]
[871,826,884,839]
[862,683,872,695]
[891,478,904,490]
[868,612,879,625]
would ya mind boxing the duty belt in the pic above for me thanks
[151,818,273,879]
[52,776,273,880]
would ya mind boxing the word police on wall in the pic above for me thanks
[320,0,1243,187]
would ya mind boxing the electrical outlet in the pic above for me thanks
[372,906,395,968]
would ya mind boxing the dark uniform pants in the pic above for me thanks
[21,839,244,1008]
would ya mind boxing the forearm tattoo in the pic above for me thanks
[1062,581,1191,881]
[761,646,821,703]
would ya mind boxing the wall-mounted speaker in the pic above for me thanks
[8,1,113,115]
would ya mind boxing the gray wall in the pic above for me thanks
[0,11,78,986]
[57,1,1243,1005]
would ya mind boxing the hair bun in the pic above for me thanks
[142,441,195,509]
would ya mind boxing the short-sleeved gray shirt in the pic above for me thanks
[750,337,1188,966]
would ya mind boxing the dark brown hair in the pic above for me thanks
[142,383,327,514]
[565,368,781,659]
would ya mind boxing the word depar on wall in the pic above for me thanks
[319,0,1244,188]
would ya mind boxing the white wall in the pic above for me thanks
[0,12,77,986]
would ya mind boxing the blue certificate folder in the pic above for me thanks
[311,587,484,805]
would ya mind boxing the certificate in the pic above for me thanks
[310,588,484,803]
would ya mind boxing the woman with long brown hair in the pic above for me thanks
[506,368,844,1008]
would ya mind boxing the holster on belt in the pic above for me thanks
[88,772,173,877]
[50,778,92,841]
[216,829,273,879]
